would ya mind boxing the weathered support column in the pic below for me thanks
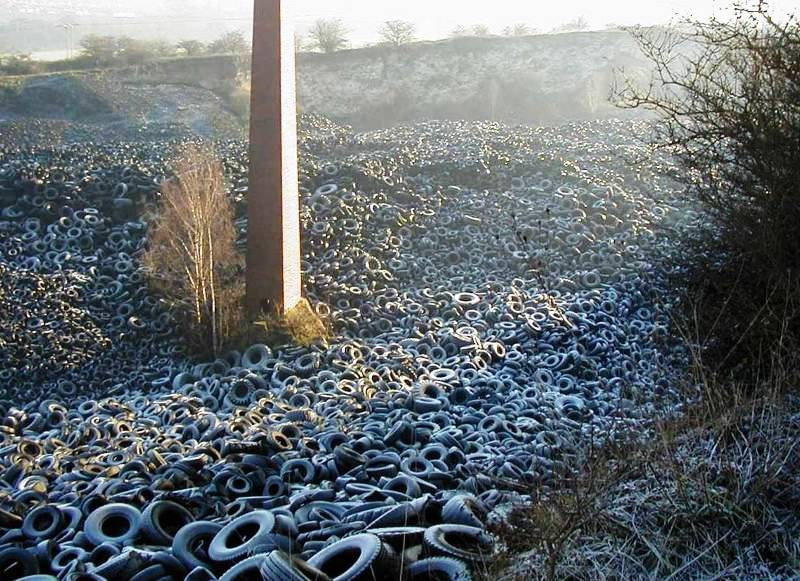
[246,0,301,315]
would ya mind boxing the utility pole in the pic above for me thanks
[246,0,302,316]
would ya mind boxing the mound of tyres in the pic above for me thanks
[0,115,699,579]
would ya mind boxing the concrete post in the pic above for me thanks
[246,0,302,316]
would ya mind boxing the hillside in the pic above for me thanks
[0,31,652,133]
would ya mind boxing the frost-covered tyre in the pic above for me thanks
[208,510,276,564]
[423,525,493,562]
[308,533,395,580]
[259,550,331,581]
[407,557,472,581]
[173,521,223,570]
[441,495,488,528]
[142,500,195,545]
[84,503,143,546]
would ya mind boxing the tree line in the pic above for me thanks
[1,16,610,74]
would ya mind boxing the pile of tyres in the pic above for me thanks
[0,115,698,579]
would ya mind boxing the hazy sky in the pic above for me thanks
[292,0,800,43]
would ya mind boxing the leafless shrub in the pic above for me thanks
[378,20,417,47]
[142,145,243,357]
[307,19,349,54]
[614,2,800,381]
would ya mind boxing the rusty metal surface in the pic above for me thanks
[246,0,301,315]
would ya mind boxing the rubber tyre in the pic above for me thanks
[84,503,142,546]
[307,533,395,581]
[0,547,40,578]
[259,550,331,581]
[423,525,493,563]
[219,554,269,580]
[407,557,472,581]
[208,510,276,564]
[142,500,195,545]
[172,521,223,570]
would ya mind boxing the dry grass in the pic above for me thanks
[142,144,244,357]
[248,298,330,349]
[490,356,800,580]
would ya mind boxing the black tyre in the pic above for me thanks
[407,557,472,581]
[22,505,64,540]
[423,525,493,563]
[219,554,269,580]
[84,503,142,546]
[142,500,195,545]
[440,495,487,528]
[208,510,276,564]
[260,550,331,581]
[0,547,40,578]
[172,521,223,570]
[307,533,396,581]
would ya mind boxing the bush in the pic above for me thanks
[0,54,42,76]
[614,3,800,381]
[142,145,244,357]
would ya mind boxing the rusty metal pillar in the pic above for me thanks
[246,0,301,316]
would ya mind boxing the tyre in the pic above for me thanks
[172,521,223,570]
[307,533,396,581]
[208,510,276,564]
[141,500,195,545]
[259,550,331,581]
[219,553,270,580]
[84,503,142,546]
[0,547,40,578]
[441,495,488,528]
[407,557,472,581]
[423,525,493,563]
[22,505,64,539]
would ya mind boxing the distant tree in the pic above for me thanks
[295,33,305,53]
[177,40,206,56]
[80,35,117,65]
[552,16,589,33]
[451,25,469,38]
[307,19,349,53]
[208,30,249,54]
[0,53,40,75]
[152,40,176,58]
[115,37,157,66]
[503,23,535,37]
[379,20,416,46]
[471,24,491,36]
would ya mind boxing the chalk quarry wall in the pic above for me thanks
[295,31,652,129]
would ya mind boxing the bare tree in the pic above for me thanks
[552,16,589,33]
[143,145,243,356]
[503,23,535,37]
[471,24,491,36]
[177,40,206,56]
[451,25,469,38]
[80,35,117,65]
[379,20,417,46]
[307,19,349,53]
[614,2,800,374]
[208,30,249,54]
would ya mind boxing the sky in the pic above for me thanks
[4,0,800,53]
[291,0,800,44]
